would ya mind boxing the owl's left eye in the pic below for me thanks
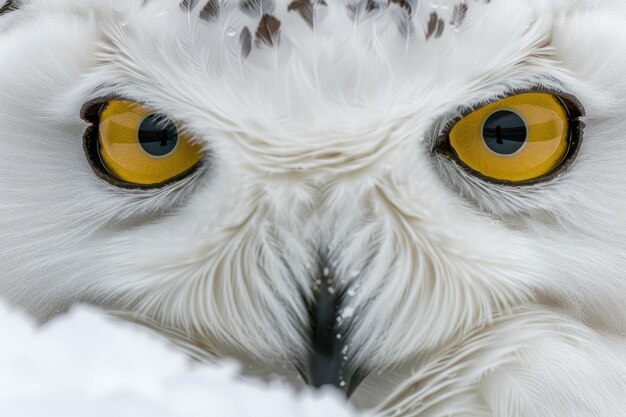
[437,92,584,184]
[82,100,204,187]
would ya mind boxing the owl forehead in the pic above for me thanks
[87,0,549,157]
[177,0,483,50]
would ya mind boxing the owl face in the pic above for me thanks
[2,0,626,408]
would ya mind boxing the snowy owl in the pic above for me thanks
[2,0,626,415]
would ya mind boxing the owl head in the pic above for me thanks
[1,0,626,409]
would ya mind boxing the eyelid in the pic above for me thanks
[81,96,143,123]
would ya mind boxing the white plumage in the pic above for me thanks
[1,0,626,415]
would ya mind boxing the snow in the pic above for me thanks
[0,303,362,417]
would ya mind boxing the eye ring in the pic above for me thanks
[81,99,205,190]
[434,90,585,186]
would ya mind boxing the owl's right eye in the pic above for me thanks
[82,100,204,188]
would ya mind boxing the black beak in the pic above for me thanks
[298,264,367,397]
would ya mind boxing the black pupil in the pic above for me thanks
[138,114,178,157]
[482,110,527,155]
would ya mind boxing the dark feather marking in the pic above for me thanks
[255,14,281,47]
[179,0,199,10]
[365,0,378,12]
[288,0,313,28]
[240,0,275,17]
[288,0,326,29]
[388,0,411,14]
[240,26,252,58]
[199,0,220,22]
[450,2,468,28]
[436,18,444,37]
[425,12,445,39]
[0,0,18,16]
[346,0,378,22]
[387,0,413,35]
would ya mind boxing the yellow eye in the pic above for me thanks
[446,93,582,183]
[91,100,203,186]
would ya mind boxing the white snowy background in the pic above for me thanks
[0,302,362,417]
